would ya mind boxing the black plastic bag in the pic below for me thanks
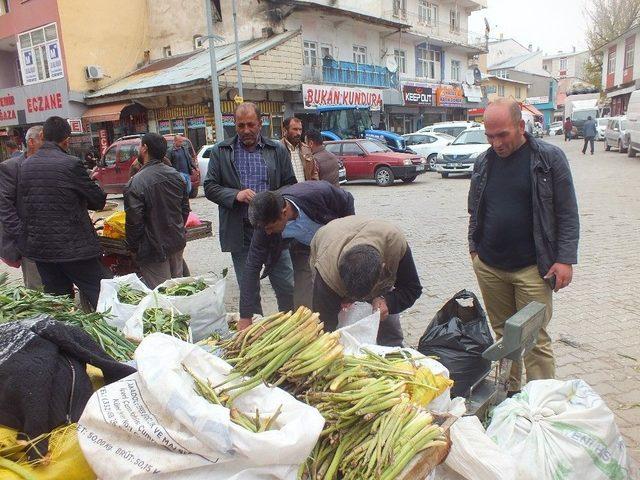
[417,290,494,398]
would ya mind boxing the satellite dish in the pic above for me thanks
[386,56,398,73]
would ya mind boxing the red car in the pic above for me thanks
[325,139,427,186]
[91,134,201,198]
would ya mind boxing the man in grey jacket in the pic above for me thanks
[582,116,597,155]
[468,99,579,395]
[204,102,296,314]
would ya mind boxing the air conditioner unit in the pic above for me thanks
[85,65,104,80]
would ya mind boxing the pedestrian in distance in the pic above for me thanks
[237,181,355,331]
[305,129,341,187]
[281,116,319,182]
[19,116,112,309]
[468,98,579,395]
[0,125,44,289]
[124,133,190,289]
[582,115,597,155]
[310,216,423,347]
[4,140,21,159]
[204,102,297,315]
[168,134,195,195]
[563,117,573,142]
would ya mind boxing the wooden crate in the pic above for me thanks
[398,414,456,480]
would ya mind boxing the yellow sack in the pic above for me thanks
[395,361,455,407]
[102,211,126,239]
[0,424,95,480]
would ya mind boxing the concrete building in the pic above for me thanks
[0,0,148,159]
[597,25,640,116]
[542,49,590,114]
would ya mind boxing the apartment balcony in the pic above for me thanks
[321,59,399,89]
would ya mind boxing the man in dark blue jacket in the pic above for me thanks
[238,181,355,330]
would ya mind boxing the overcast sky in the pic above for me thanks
[469,0,590,55]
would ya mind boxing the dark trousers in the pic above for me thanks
[290,241,313,309]
[564,131,572,141]
[582,136,595,154]
[36,257,113,310]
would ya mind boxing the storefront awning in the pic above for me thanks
[521,103,544,116]
[81,102,131,123]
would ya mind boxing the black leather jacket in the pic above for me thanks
[124,159,190,264]
[468,133,580,279]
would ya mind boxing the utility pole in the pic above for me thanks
[232,0,244,99]
[205,0,224,142]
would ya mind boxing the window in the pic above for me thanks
[320,43,333,59]
[393,0,406,18]
[394,49,406,74]
[498,84,505,96]
[516,86,522,99]
[353,45,367,64]
[496,69,509,78]
[559,58,568,70]
[163,46,172,57]
[418,1,438,25]
[625,39,634,69]
[17,23,63,85]
[210,0,222,21]
[451,60,461,81]
[325,143,342,155]
[103,148,117,167]
[608,48,616,74]
[193,35,204,50]
[450,9,460,33]
[417,46,440,79]
[342,142,365,155]
[303,40,318,66]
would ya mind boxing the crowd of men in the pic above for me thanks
[0,98,579,394]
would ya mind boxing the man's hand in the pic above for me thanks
[372,296,389,321]
[544,263,573,292]
[237,317,253,331]
[236,189,256,204]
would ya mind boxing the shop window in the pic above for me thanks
[17,22,63,85]
[271,116,283,139]
[303,41,318,67]
[353,45,367,64]
[163,46,172,58]
[394,49,406,74]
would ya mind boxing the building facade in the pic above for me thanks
[542,49,590,114]
[598,25,640,116]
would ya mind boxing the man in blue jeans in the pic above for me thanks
[204,102,296,316]
[168,135,193,194]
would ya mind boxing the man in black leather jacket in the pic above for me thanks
[19,116,110,308]
[124,133,190,288]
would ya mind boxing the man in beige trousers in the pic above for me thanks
[467,99,579,395]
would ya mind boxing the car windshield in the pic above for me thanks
[360,139,391,153]
[453,130,488,145]
[572,110,598,122]
[434,133,455,141]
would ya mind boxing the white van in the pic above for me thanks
[624,89,640,157]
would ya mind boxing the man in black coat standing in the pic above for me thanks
[19,116,110,308]
[204,102,297,316]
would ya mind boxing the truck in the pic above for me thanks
[564,93,599,138]
[300,106,408,152]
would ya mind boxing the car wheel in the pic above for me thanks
[375,166,394,186]
[628,146,636,157]
[605,141,611,151]
[619,140,628,153]
[441,173,449,178]
[189,185,199,198]
[402,176,417,183]
[427,154,437,171]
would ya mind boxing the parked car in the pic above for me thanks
[435,128,490,178]
[626,89,640,157]
[402,132,455,171]
[596,117,609,141]
[604,117,629,153]
[548,121,564,136]
[92,134,201,198]
[325,138,427,186]
[416,121,481,138]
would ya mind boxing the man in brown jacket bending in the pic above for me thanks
[310,216,422,346]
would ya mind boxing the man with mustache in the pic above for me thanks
[281,117,318,182]
[204,102,297,315]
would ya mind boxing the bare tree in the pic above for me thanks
[583,0,640,88]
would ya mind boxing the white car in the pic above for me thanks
[402,132,455,171]
[196,144,215,180]
[548,121,564,136]
[416,121,481,138]
[435,128,490,178]
[596,117,608,141]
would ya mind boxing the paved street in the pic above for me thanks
[2,134,639,462]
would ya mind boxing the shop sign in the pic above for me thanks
[171,119,185,133]
[18,23,64,85]
[158,120,171,132]
[302,84,383,111]
[435,85,464,107]
[68,118,83,133]
[0,78,70,128]
[98,129,109,156]
[525,96,549,105]
[187,117,206,129]
[402,85,433,106]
